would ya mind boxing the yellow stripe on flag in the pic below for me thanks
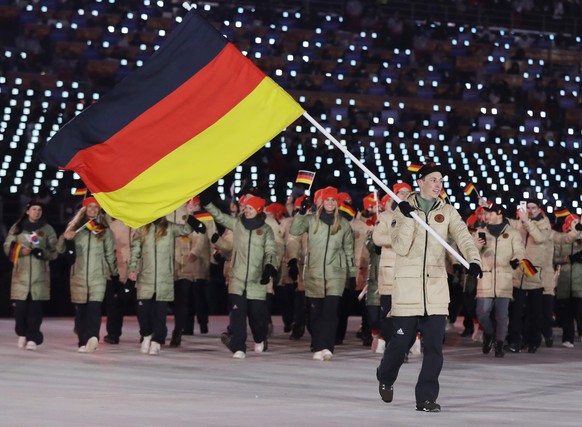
[94,78,304,227]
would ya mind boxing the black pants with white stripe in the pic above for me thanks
[376,315,446,403]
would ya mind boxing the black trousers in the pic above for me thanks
[508,287,543,348]
[293,290,307,330]
[541,294,555,340]
[274,283,296,329]
[557,297,582,343]
[228,293,268,353]
[105,280,135,339]
[75,301,102,347]
[379,295,393,342]
[137,298,168,344]
[13,296,44,345]
[309,295,340,352]
[377,315,446,403]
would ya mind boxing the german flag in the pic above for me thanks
[85,219,105,234]
[520,259,538,278]
[9,242,23,265]
[340,203,356,219]
[407,163,423,172]
[194,212,213,222]
[42,9,304,228]
[463,183,476,196]
[440,189,448,199]
[555,208,571,218]
[72,188,88,196]
[295,170,316,186]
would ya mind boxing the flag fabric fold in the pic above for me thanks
[42,9,304,228]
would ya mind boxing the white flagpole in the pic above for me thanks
[302,112,470,269]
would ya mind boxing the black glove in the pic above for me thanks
[299,196,312,215]
[576,223,582,231]
[569,251,582,264]
[260,264,278,285]
[374,245,382,255]
[287,258,299,281]
[467,262,483,279]
[123,279,136,294]
[348,277,357,290]
[509,258,520,270]
[111,275,121,294]
[32,248,44,260]
[64,239,76,265]
[187,215,207,234]
[452,263,463,274]
[397,201,414,218]
[197,184,219,207]
[211,232,220,244]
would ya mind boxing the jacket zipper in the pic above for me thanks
[86,231,91,301]
[244,228,252,288]
[323,224,331,295]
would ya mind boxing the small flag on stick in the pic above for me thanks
[10,242,23,265]
[194,212,213,222]
[73,188,88,196]
[440,189,448,199]
[295,170,316,186]
[339,203,356,219]
[521,259,538,278]
[75,219,105,234]
[555,208,571,218]
[463,183,476,196]
[407,163,422,172]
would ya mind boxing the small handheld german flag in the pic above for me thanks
[10,242,23,265]
[407,163,422,172]
[194,211,213,222]
[463,183,476,196]
[555,208,571,218]
[75,219,105,234]
[521,259,538,278]
[440,189,448,199]
[72,188,88,196]
[295,170,316,186]
[339,203,356,219]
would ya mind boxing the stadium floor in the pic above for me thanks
[1,316,581,426]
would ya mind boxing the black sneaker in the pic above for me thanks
[416,400,441,412]
[220,332,231,350]
[379,383,393,403]
[103,335,119,344]
[504,343,520,353]
[169,330,182,348]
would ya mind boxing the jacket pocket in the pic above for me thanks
[425,266,449,305]
[479,272,494,292]
[393,266,422,305]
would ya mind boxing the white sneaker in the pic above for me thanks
[445,322,454,332]
[562,341,574,348]
[375,338,386,354]
[85,336,99,353]
[322,349,333,361]
[410,336,422,355]
[254,342,265,353]
[77,346,87,353]
[313,351,324,361]
[17,336,26,348]
[141,335,152,354]
[25,341,37,351]
[148,341,161,355]
[233,351,246,359]
[472,330,483,343]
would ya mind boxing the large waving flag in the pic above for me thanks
[42,9,304,228]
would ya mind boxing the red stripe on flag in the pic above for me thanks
[66,44,264,193]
